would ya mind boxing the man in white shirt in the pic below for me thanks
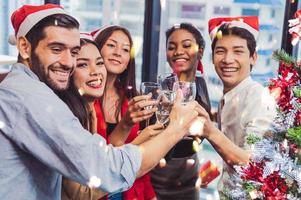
[197,16,276,192]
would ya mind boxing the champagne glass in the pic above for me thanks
[173,81,202,139]
[157,73,178,91]
[156,90,175,126]
[172,81,196,105]
[140,82,161,126]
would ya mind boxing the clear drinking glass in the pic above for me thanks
[157,73,178,91]
[173,81,199,139]
[172,81,196,105]
[156,90,175,126]
[140,82,161,126]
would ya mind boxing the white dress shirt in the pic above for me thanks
[217,76,276,190]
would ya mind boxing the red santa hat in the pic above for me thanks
[91,25,121,40]
[9,4,67,45]
[208,16,259,41]
[80,32,94,41]
[91,28,102,40]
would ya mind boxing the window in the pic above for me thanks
[213,6,230,15]
[266,58,271,66]
[241,8,259,16]
[180,3,206,19]
[271,8,275,18]
[268,34,273,42]
[0,0,44,57]
[83,19,102,31]
[85,0,103,11]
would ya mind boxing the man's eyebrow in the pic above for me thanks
[232,46,245,49]
[77,58,89,61]
[47,42,66,47]
[47,42,81,50]
[71,46,81,51]
[214,46,226,50]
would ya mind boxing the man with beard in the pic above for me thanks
[0,4,202,200]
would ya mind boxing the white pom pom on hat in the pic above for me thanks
[8,34,16,45]
[8,4,68,45]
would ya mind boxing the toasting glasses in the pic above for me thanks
[156,90,175,126]
[157,73,178,91]
[172,81,196,105]
[140,82,161,126]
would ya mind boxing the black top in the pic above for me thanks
[106,123,117,135]
[168,75,211,159]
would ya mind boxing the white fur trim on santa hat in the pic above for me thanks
[92,25,116,40]
[80,32,93,41]
[209,20,259,41]
[17,7,66,39]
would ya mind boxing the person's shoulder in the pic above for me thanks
[244,79,275,106]
[245,78,266,93]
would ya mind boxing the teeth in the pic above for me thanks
[87,79,102,87]
[175,58,186,62]
[222,68,237,72]
[54,70,69,76]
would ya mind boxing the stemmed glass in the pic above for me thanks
[140,82,161,126]
[157,73,178,91]
[173,81,202,139]
[172,81,196,105]
[156,90,175,126]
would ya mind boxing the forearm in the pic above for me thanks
[62,178,107,200]
[109,119,132,146]
[136,126,182,177]
[207,126,250,166]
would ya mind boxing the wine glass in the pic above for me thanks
[173,81,200,139]
[140,82,161,126]
[156,90,175,126]
[157,73,178,91]
[172,81,196,105]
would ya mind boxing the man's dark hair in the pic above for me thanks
[211,23,256,56]
[165,22,205,49]
[17,14,79,62]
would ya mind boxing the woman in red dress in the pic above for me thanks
[93,25,158,200]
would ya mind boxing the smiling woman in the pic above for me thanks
[150,22,212,200]
[73,41,107,104]
[93,25,158,200]
[58,36,107,200]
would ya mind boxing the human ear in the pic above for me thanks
[198,47,204,60]
[17,36,32,60]
[250,51,258,66]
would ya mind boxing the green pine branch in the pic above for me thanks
[273,49,296,65]
[287,126,301,147]
[246,133,262,145]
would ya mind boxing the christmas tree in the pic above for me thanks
[222,9,301,199]
[223,50,301,200]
